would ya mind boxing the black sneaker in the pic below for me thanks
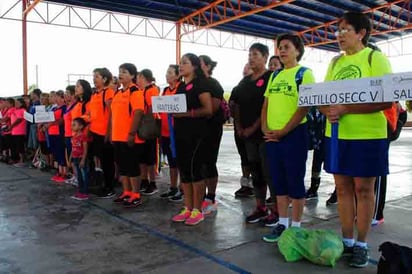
[265,197,274,205]
[246,207,268,224]
[326,190,338,206]
[234,186,247,197]
[342,243,354,257]
[262,224,286,243]
[113,194,130,204]
[305,186,319,200]
[261,213,279,227]
[142,182,158,196]
[349,246,369,268]
[97,190,116,199]
[169,191,184,202]
[140,180,149,191]
[160,188,178,199]
[123,196,142,208]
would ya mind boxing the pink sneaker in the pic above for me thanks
[51,174,60,181]
[71,192,89,201]
[54,176,66,183]
[202,198,218,215]
[185,209,204,225]
[172,207,191,222]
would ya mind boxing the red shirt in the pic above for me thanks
[71,131,87,158]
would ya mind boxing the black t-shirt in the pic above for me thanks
[174,77,211,139]
[207,77,225,126]
[230,70,272,140]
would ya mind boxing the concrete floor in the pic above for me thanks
[1,129,412,274]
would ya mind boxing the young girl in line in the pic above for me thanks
[71,117,89,200]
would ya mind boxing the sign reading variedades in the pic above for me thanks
[34,112,55,123]
[298,77,384,106]
[382,72,412,101]
[152,94,187,113]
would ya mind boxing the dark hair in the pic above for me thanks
[269,55,284,68]
[138,69,156,83]
[6,98,15,106]
[182,53,205,79]
[249,43,269,57]
[93,67,113,86]
[340,12,371,46]
[73,117,87,128]
[31,88,42,98]
[66,85,75,95]
[16,98,26,109]
[56,90,65,98]
[199,55,217,75]
[367,42,381,52]
[276,34,305,61]
[169,64,179,76]
[22,94,30,99]
[76,79,92,114]
[119,63,138,84]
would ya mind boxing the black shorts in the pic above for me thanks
[113,142,142,177]
[161,136,177,168]
[39,141,50,155]
[234,130,249,167]
[203,125,223,178]
[141,139,157,165]
[12,135,25,155]
[90,132,104,160]
[2,134,12,151]
[175,137,207,183]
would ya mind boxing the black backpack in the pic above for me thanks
[378,242,412,274]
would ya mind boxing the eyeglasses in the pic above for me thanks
[334,29,354,37]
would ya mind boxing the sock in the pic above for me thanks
[206,193,216,203]
[95,167,103,172]
[355,241,368,248]
[343,238,355,247]
[279,217,289,228]
[291,221,301,228]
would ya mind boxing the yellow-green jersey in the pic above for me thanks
[325,47,392,140]
[264,65,316,130]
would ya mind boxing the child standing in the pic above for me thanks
[71,118,89,200]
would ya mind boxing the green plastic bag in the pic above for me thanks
[278,227,343,267]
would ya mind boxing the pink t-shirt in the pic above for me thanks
[11,108,27,136]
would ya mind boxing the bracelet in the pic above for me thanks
[191,109,195,118]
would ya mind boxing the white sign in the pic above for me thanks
[382,72,412,102]
[24,111,34,123]
[152,94,187,113]
[35,105,46,112]
[0,112,2,119]
[34,112,55,123]
[299,77,384,106]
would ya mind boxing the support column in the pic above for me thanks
[22,0,28,94]
[176,23,181,64]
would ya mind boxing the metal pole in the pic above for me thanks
[22,0,28,94]
[35,64,39,87]
[176,22,181,64]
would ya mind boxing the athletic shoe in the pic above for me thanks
[142,182,158,196]
[140,180,149,191]
[246,207,268,224]
[169,191,184,202]
[202,198,218,215]
[342,243,354,257]
[371,218,384,227]
[326,190,338,206]
[350,246,369,268]
[261,212,279,227]
[305,186,318,200]
[123,195,142,208]
[13,162,25,168]
[172,207,191,222]
[262,224,286,243]
[265,197,274,205]
[71,192,89,201]
[97,190,116,199]
[185,209,204,225]
[160,188,178,199]
[51,174,61,181]
[65,176,78,186]
[113,193,130,204]
[235,186,254,198]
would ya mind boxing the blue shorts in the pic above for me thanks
[324,137,389,177]
[49,135,66,166]
[266,123,308,199]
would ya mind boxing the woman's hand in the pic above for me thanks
[263,129,285,142]
[327,105,347,123]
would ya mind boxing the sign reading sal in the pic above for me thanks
[382,72,412,101]
[298,77,384,106]
[152,94,187,113]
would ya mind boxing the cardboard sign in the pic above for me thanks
[152,94,187,113]
[34,112,55,123]
[35,105,46,112]
[24,111,34,123]
[0,112,2,119]
[298,77,384,106]
[382,72,412,102]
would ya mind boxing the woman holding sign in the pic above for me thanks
[261,34,315,243]
[171,53,213,226]
[321,12,392,268]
